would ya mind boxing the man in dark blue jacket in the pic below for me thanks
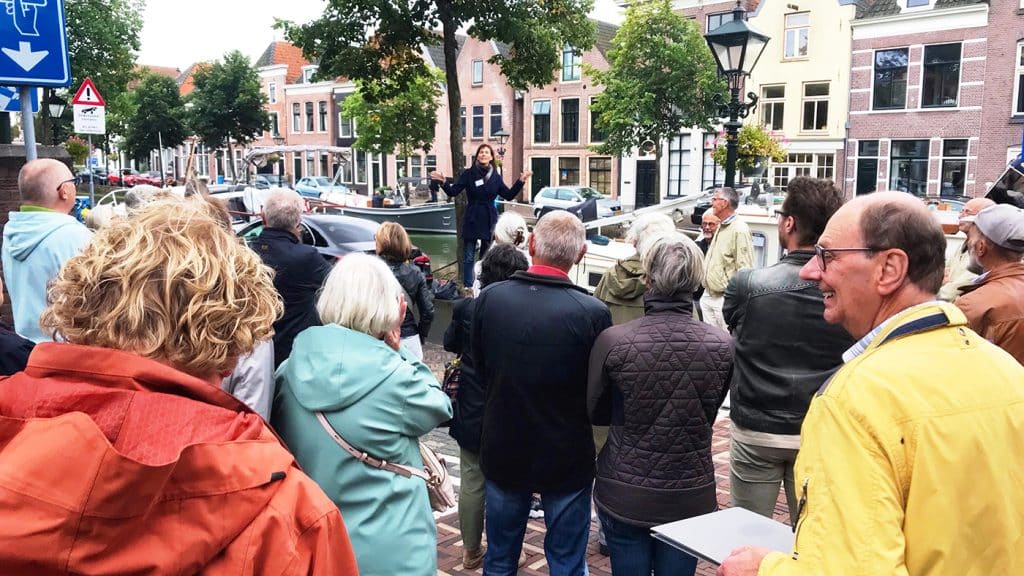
[472,210,611,576]
[251,189,332,367]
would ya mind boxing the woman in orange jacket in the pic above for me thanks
[0,197,359,575]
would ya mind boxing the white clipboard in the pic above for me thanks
[651,507,794,565]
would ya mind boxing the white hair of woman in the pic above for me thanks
[644,231,705,299]
[262,188,305,231]
[493,212,529,248]
[624,212,675,249]
[317,253,405,339]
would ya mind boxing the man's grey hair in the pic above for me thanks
[645,231,705,299]
[533,210,586,269]
[18,158,72,206]
[624,212,675,249]
[263,188,304,230]
[317,253,402,338]
[717,187,739,209]
[124,185,172,213]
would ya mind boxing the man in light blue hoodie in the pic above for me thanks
[2,159,92,342]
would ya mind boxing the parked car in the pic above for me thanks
[75,168,108,185]
[532,186,622,219]
[134,171,165,187]
[238,213,380,261]
[255,174,292,189]
[294,176,350,198]
[689,184,786,225]
[107,169,140,187]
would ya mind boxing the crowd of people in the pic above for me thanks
[1,157,1023,576]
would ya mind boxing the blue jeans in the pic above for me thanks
[463,239,491,289]
[484,481,592,576]
[598,510,697,576]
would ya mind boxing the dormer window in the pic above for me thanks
[301,66,318,83]
[901,0,932,9]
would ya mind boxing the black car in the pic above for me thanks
[254,174,292,189]
[75,168,109,185]
[238,213,379,261]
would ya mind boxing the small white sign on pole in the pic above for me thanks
[72,77,105,135]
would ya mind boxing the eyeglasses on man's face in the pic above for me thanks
[813,244,879,271]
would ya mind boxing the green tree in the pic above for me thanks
[186,51,271,181]
[588,0,724,191]
[122,73,188,165]
[341,70,443,176]
[55,0,145,149]
[280,0,595,282]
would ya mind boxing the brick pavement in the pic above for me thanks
[432,411,791,576]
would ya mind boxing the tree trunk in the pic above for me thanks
[227,142,236,182]
[438,0,467,286]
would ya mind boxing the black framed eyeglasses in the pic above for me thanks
[774,209,788,218]
[56,177,76,194]
[813,244,878,271]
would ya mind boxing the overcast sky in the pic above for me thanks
[137,0,625,71]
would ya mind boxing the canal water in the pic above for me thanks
[409,233,459,277]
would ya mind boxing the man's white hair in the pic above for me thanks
[493,211,529,247]
[533,210,585,269]
[625,212,675,249]
[317,253,403,338]
[263,188,304,230]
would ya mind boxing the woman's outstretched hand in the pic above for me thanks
[430,170,446,182]
[519,170,533,183]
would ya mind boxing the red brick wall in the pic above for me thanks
[978,0,1024,190]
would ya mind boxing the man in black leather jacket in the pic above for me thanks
[723,177,854,525]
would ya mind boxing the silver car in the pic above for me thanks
[532,186,622,219]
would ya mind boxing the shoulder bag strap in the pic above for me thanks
[314,411,429,482]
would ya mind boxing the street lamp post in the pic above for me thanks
[272,135,286,182]
[493,127,510,157]
[704,1,770,188]
[47,94,67,145]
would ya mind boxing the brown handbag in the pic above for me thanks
[314,412,456,512]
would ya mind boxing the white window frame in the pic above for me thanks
[919,43,962,109]
[339,113,353,138]
[784,13,810,60]
[292,103,301,132]
[801,82,829,132]
[560,97,580,144]
[588,156,613,195]
[318,101,328,132]
[471,105,484,139]
[706,11,730,32]
[268,112,280,137]
[589,96,605,144]
[1013,42,1024,116]
[489,104,502,137]
[532,99,552,145]
[939,139,968,197]
[667,134,692,197]
[561,46,581,82]
[472,60,483,85]
[761,85,785,131]
[305,102,314,132]
[872,47,910,111]
[268,82,277,104]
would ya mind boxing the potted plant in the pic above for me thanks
[712,124,787,177]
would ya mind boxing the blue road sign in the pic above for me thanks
[0,0,71,87]
[0,84,39,112]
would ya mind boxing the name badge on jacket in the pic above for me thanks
[475,179,485,187]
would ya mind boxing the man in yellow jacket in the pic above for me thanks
[719,191,1024,576]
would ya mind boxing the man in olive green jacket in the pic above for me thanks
[702,187,753,330]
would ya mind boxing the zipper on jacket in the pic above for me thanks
[792,477,810,559]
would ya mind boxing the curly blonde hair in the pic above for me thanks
[40,198,282,378]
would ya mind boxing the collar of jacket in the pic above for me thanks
[24,342,255,414]
[780,249,815,265]
[260,227,299,244]
[866,301,967,353]
[511,269,588,293]
[643,293,694,315]
[957,261,1024,296]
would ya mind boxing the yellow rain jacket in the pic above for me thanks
[760,302,1024,576]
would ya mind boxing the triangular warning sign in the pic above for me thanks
[72,78,105,106]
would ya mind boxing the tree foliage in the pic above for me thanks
[60,0,145,145]
[186,51,270,180]
[711,124,787,172]
[588,0,724,157]
[341,69,443,157]
[122,72,188,162]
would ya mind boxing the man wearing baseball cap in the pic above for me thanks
[954,203,1024,364]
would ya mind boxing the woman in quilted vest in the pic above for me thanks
[587,231,734,576]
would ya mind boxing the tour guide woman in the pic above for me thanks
[430,143,532,288]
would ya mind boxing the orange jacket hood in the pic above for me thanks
[0,343,359,575]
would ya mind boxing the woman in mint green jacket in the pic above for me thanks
[273,253,453,576]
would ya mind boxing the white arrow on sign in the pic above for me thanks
[2,42,49,72]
